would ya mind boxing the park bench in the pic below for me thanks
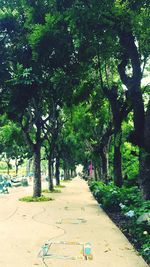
[0,183,9,194]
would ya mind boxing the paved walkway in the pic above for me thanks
[0,177,148,267]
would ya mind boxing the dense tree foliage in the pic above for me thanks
[0,0,149,199]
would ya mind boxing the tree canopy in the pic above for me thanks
[0,0,149,199]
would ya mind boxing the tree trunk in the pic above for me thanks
[101,149,109,183]
[139,150,150,200]
[94,166,98,181]
[48,157,54,191]
[102,86,123,186]
[33,144,41,197]
[64,169,67,180]
[118,30,149,193]
[118,31,144,146]
[6,160,10,175]
[71,169,73,178]
[96,159,102,181]
[7,164,10,175]
[64,169,69,180]
[26,158,32,176]
[114,127,123,187]
[139,102,150,200]
[101,151,108,182]
[15,159,19,176]
[55,156,60,186]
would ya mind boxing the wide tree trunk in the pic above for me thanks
[114,127,123,187]
[48,157,54,191]
[139,150,150,200]
[118,29,150,195]
[139,102,150,199]
[55,156,60,186]
[130,89,145,146]
[33,144,41,197]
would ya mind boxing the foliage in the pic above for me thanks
[0,0,149,194]
[121,201,150,262]
[121,142,139,184]
[0,0,149,260]
[0,116,29,174]
[89,180,142,211]
[89,180,150,262]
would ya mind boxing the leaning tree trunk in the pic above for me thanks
[139,102,150,200]
[48,157,54,191]
[33,144,41,197]
[118,29,149,194]
[114,126,123,187]
[55,155,60,186]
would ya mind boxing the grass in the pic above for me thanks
[61,179,72,183]
[55,184,66,188]
[19,195,54,202]
[42,188,61,193]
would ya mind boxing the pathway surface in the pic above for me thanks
[0,177,148,267]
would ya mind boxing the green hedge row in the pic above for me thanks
[89,180,150,262]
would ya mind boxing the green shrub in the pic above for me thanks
[89,181,142,212]
[89,180,150,262]
[122,201,150,262]
[141,242,150,262]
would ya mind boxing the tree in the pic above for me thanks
[0,116,28,175]
[0,0,76,196]
[63,0,150,197]
[0,0,149,199]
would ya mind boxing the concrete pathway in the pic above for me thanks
[0,177,148,267]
